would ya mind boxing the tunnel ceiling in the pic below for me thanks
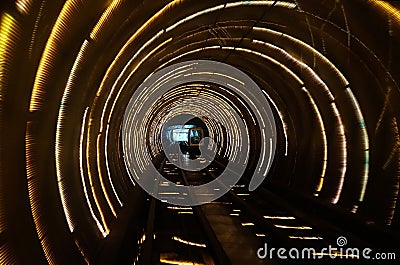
[1,0,400,264]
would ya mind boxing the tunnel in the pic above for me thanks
[1,0,400,264]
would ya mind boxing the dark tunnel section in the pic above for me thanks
[1,0,400,264]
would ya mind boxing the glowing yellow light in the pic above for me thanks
[79,108,108,237]
[302,87,328,193]
[15,0,33,15]
[160,258,204,265]
[105,124,123,207]
[30,0,82,112]
[96,0,181,96]
[90,0,123,41]
[86,118,110,236]
[241,222,255,226]
[313,252,359,258]
[289,236,323,240]
[96,134,117,217]
[372,0,400,25]
[274,225,312,230]
[0,12,20,264]
[172,236,206,248]
[167,206,192,210]
[263,216,295,220]
[0,12,20,236]
[345,87,369,206]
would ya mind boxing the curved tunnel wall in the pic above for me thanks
[1,0,400,263]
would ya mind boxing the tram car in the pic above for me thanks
[171,126,204,157]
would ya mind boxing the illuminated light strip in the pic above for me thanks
[100,35,172,139]
[160,258,203,265]
[172,236,206,248]
[225,83,256,125]
[157,38,235,60]
[264,216,295,220]
[251,39,334,100]
[274,225,312,230]
[372,0,400,25]
[331,102,347,204]
[106,37,172,128]
[0,12,19,106]
[225,1,296,9]
[253,28,348,202]
[26,122,57,263]
[250,42,330,189]
[259,129,267,175]
[289,236,323,240]
[96,134,117,217]
[0,243,16,264]
[99,29,165,133]
[122,154,136,184]
[30,0,83,112]
[165,1,296,32]
[0,13,20,236]
[301,87,328,193]
[105,124,123,207]
[90,0,123,41]
[16,0,33,15]
[341,4,351,48]
[312,252,358,258]
[262,90,288,156]
[73,239,89,264]
[86,117,110,236]
[253,27,346,89]
[229,46,304,84]
[55,41,90,234]
[216,85,251,159]
[28,0,45,58]
[265,137,274,176]
[165,4,225,32]
[186,72,244,85]
[79,108,108,238]
[252,38,347,197]
[226,73,269,128]
[386,118,400,225]
[376,88,392,135]
[212,89,244,119]
[95,0,181,96]
[345,86,369,206]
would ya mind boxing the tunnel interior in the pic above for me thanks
[1,0,400,264]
